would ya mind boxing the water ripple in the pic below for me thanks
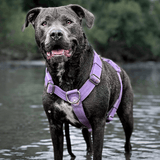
[1,67,160,160]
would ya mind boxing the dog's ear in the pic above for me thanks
[68,4,95,29]
[22,7,42,32]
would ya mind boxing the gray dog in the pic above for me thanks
[22,4,133,160]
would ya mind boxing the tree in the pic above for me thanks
[84,0,160,61]
[0,0,38,60]
[1,0,160,61]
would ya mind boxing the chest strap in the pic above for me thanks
[45,51,123,132]
[45,51,102,132]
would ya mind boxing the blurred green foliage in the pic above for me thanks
[0,0,38,60]
[0,0,160,62]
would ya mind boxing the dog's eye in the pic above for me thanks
[67,20,72,25]
[41,21,47,26]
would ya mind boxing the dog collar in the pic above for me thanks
[45,51,123,132]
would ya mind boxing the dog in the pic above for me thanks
[22,4,133,160]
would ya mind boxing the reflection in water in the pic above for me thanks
[0,64,160,160]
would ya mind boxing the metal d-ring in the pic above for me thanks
[66,90,81,104]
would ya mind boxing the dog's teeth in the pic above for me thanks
[51,51,54,55]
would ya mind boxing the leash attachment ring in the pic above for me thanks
[66,90,81,104]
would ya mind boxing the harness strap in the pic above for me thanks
[44,51,123,132]
[80,51,102,101]
[102,58,123,122]
[45,51,102,132]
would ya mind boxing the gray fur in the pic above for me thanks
[22,4,133,160]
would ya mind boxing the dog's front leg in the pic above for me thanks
[50,124,64,160]
[92,118,106,160]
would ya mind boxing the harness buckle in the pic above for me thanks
[89,74,100,85]
[66,89,81,104]
[47,82,55,94]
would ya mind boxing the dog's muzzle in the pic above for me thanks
[43,29,77,60]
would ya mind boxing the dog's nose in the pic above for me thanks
[50,30,63,41]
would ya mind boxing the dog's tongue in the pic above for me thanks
[47,49,71,59]
[52,49,64,55]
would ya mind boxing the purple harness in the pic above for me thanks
[45,51,123,132]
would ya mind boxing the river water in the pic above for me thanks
[0,62,160,160]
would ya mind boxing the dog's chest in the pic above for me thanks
[57,62,65,85]
[53,100,80,125]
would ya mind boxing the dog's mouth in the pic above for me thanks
[46,49,72,60]
[43,40,78,63]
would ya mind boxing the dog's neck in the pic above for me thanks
[46,45,94,91]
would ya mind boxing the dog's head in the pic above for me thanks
[22,4,94,64]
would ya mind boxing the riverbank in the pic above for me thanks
[0,60,45,68]
[1,60,160,69]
